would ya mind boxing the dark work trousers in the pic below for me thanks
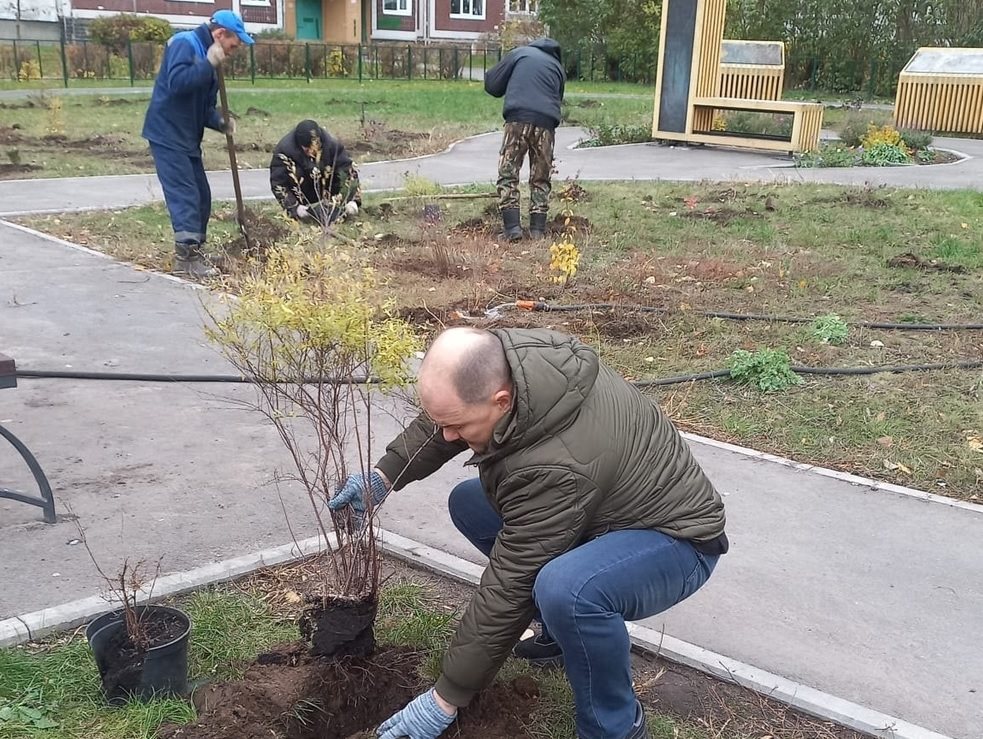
[150,143,211,246]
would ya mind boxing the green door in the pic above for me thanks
[296,0,322,40]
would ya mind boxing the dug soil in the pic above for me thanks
[159,644,542,739]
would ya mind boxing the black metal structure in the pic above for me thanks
[0,353,56,523]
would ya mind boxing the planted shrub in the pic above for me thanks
[861,124,908,152]
[810,314,849,345]
[838,112,890,148]
[582,123,651,147]
[900,129,934,151]
[796,142,857,168]
[862,142,912,166]
[728,349,803,392]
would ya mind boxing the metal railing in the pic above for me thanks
[0,37,910,96]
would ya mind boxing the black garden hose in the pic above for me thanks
[491,300,983,331]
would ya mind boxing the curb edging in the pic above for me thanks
[0,530,955,739]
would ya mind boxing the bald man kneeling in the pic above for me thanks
[329,327,728,739]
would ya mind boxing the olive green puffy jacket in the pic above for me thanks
[375,328,725,707]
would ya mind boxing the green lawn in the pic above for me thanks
[23,179,983,499]
[0,80,654,178]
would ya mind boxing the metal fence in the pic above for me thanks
[0,39,508,86]
[0,37,908,96]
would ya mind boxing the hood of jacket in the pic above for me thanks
[482,328,597,460]
[528,37,562,63]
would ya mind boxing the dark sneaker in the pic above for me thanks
[626,699,649,739]
[513,630,563,667]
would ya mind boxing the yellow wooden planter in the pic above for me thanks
[718,40,785,101]
[894,47,983,134]
[652,0,822,153]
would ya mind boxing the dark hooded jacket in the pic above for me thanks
[484,38,566,130]
[375,329,727,707]
[269,120,358,217]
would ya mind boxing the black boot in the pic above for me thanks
[502,207,523,242]
[529,212,548,239]
[173,243,218,279]
[512,626,563,667]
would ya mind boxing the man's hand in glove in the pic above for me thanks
[344,201,359,218]
[377,689,456,739]
[327,470,389,529]
[219,117,236,136]
[295,204,310,220]
[206,42,226,67]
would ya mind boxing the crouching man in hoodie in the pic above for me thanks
[484,38,565,241]
[270,120,362,227]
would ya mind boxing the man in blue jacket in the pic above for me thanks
[484,39,565,242]
[142,11,253,279]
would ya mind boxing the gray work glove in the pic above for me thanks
[219,117,236,136]
[295,204,310,220]
[344,201,359,218]
[327,470,388,529]
[206,42,225,67]
[377,689,456,739]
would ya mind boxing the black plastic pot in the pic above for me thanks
[85,604,191,705]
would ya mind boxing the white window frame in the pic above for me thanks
[383,0,412,16]
[508,0,538,14]
[450,0,485,20]
[240,0,270,7]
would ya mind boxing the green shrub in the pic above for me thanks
[837,111,891,148]
[900,129,934,151]
[796,142,857,168]
[810,314,849,345]
[581,123,651,147]
[728,349,803,392]
[88,14,172,54]
[721,111,793,138]
[861,142,912,166]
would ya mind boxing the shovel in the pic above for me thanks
[215,65,252,253]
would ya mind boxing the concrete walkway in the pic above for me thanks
[2,132,982,737]
[2,127,982,216]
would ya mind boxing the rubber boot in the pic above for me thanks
[173,243,219,280]
[529,212,548,239]
[502,207,523,242]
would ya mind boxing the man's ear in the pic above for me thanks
[492,387,512,412]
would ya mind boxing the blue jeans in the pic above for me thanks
[448,478,718,739]
[150,143,211,246]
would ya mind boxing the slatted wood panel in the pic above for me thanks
[652,0,821,153]
[895,76,983,133]
[692,0,727,132]
[718,67,784,100]
[691,97,824,152]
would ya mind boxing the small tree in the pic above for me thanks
[206,238,420,655]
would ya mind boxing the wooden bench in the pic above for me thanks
[688,96,824,153]
[0,352,56,523]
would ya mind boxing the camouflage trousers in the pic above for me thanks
[496,121,555,215]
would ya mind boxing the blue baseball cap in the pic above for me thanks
[210,10,254,45]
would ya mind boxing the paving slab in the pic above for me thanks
[2,221,981,736]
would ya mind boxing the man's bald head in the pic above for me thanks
[419,327,511,405]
